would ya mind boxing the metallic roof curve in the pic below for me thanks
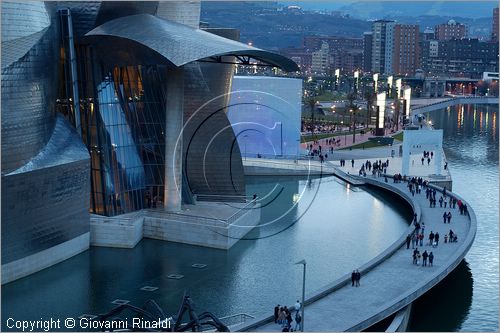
[83,14,299,72]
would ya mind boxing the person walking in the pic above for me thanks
[351,159,355,168]
[274,304,280,323]
[294,312,302,331]
[429,231,435,245]
[419,232,424,246]
[412,249,418,264]
[351,270,356,286]
[422,250,429,267]
[434,232,440,247]
[443,212,447,223]
[429,252,434,266]
[355,270,361,286]
[406,234,411,249]
[439,196,443,208]
[447,212,452,223]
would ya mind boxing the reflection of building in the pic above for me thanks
[1,1,297,283]
[435,20,467,41]
[227,76,302,159]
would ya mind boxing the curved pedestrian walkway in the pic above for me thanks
[239,173,476,332]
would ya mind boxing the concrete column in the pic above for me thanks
[435,148,442,175]
[164,67,184,212]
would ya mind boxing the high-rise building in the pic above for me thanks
[311,42,330,74]
[363,32,373,72]
[392,24,420,75]
[435,20,467,40]
[371,20,395,74]
[492,7,499,42]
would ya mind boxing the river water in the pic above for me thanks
[2,176,411,331]
[408,104,499,331]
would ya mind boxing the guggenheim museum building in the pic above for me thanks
[1,1,298,283]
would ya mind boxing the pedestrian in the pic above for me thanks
[351,159,354,168]
[429,231,435,245]
[443,212,447,223]
[422,250,428,267]
[351,270,356,286]
[294,312,302,331]
[274,304,280,323]
[421,157,424,165]
[419,232,424,246]
[355,270,361,286]
[286,310,293,328]
[406,234,411,249]
[439,196,443,208]
[447,212,452,223]
[278,307,286,325]
[427,157,431,165]
[416,250,421,265]
[295,300,301,312]
[434,232,440,246]
[412,248,418,264]
[429,252,434,266]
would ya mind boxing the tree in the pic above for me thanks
[307,98,317,141]
[364,91,376,129]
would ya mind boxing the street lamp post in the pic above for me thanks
[243,134,248,161]
[295,259,306,332]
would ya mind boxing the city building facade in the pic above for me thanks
[392,24,420,75]
[371,20,396,74]
[492,7,499,42]
[435,20,467,40]
[363,31,373,72]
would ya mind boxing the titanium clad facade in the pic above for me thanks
[1,2,90,273]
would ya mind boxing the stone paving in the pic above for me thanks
[246,175,474,332]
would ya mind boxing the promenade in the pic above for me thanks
[240,166,476,332]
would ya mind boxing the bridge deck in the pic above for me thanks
[240,175,476,332]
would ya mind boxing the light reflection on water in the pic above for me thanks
[409,104,499,332]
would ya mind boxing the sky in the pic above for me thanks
[279,1,498,19]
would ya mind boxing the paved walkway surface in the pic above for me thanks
[301,128,401,152]
[247,177,473,332]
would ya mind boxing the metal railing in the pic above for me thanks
[219,313,255,328]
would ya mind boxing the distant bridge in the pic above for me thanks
[410,96,498,115]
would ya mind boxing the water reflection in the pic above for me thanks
[408,260,473,332]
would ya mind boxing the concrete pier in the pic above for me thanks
[164,67,184,212]
[239,170,476,332]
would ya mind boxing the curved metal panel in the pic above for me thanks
[1,115,90,264]
[1,11,59,173]
[83,14,299,72]
[1,1,50,42]
[1,29,47,69]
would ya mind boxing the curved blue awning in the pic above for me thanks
[83,13,299,72]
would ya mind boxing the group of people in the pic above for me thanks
[412,249,434,267]
[442,211,452,224]
[339,159,353,167]
[273,301,302,332]
[351,270,362,287]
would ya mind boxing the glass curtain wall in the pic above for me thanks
[67,48,168,216]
